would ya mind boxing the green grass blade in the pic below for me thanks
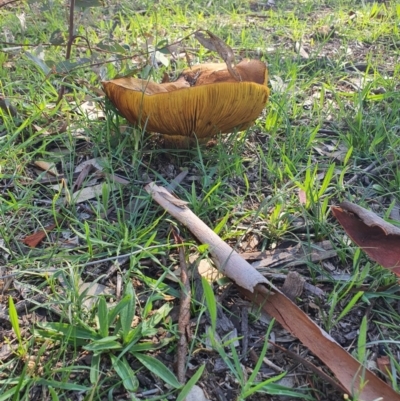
[120,281,136,342]
[336,291,365,323]
[176,364,205,401]
[97,296,109,338]
[247,319,275,386]
[201,277,217,332]
[357,316,368,364]
[8,296,21,344]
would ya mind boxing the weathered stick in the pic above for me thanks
[145,182,268,292]
[145,182,400,401]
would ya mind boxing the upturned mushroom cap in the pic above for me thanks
[102,59,269,147]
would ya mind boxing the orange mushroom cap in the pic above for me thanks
[102,59,269,147]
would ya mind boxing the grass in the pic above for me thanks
[1,0,400,399]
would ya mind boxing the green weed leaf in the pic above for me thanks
[111,354,139,392]
[25,51,51,75]
[36,379,89,391]
[97,297,109,338]
[83,336,122,354]
[120,282,136,342]
[251,382,314,399]
[134,353,181,389]
[108,294,132,326]
[37,322,100,340]
[90,353,100,384]
[176,364,205,401]
[336,291,364,323]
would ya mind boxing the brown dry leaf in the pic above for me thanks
[22,224,56,248]
[332,201,400,275]
[248,240,336,270]
[74,158,104,173]
[78,281,113,309]
[76,98,105,120]
[145,182,400,400]
[194,30,240,81]
[281,271,304,301]
[377,355,391,376]
[34,160,59,176]
[72,163,94,193]
[298,189,307,205]
[241,285,399,401]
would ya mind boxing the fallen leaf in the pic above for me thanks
[22,224,56,248]
[34,160,59,176]
[194,30,240,81]
[281,271,305,301]
[71,183,119,204]
[377,355,390,376]
[78,281,113,309]
[241,285,399,401]
[298,189,307,205]
[332,201,400,274]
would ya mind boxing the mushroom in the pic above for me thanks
[102,59,269,147]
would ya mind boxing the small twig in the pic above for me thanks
[56,0,76,105]
[249,349,284,373]
[173,228,191,384]
[0,0,20,8]
[346,161,378,185]
[268,341,347,394]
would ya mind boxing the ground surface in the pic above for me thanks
[1,0,400,400]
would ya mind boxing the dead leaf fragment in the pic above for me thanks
[377,355,391,376]
[332,201,400,274]
[33,160,59,176]
[194,30,240,81]
[22,224,56,248]
[281,271,305,301]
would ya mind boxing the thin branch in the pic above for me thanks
[173,229,191,384]
[56,0,76,105]
[0,0,21,8]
